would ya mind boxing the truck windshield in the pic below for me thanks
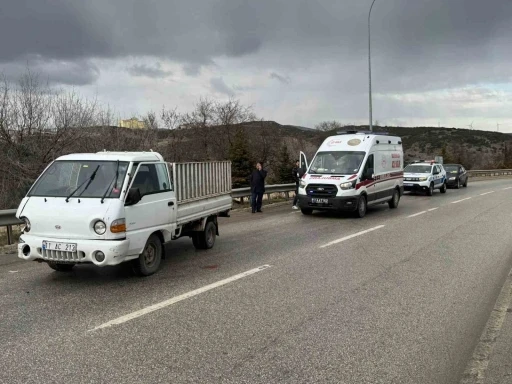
[28,160,129,198]
[404,165,432,174]
[309,151,365,174]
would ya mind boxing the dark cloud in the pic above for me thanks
[0,0,510,92]
[210,77,235,97]
[0,57,100,86]
[270,72,290,84]
[127,63,172,79]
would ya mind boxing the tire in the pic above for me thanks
[301,208,313,215]
[132,234,163,276]
[463,178,468,187]
[192,220,216,250]
[456,179,461,189]
[355,195,367,218]
[48,262,75,272]
[427,183,434,196]
[440,182,447,193]
[388,188,400,209]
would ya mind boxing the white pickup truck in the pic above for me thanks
[16,151,232,276]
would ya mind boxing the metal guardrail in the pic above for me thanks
[0,209,22,245]
[467,169,512,177]
[1,169,511,246]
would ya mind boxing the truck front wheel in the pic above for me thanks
[133,234,162,276]
[192,221,216,250]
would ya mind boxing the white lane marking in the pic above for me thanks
[319,225,385,248]
[427,207,439,212]
[480,191,495,196]
[90,265,271,332]
[451,197,472,204]
[503,187,512,190]
[8,271,19,273]
[407,211,426,218]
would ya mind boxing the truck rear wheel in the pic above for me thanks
[192,221,216,250]
[133,234,162,276]
[48,262,75,272]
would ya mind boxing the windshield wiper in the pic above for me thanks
[101,160,119,204]
[66,165,100,202]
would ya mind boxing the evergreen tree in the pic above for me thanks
[276,143,294,183]
[229,129,253,188]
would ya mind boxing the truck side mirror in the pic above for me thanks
[125,188,142,206]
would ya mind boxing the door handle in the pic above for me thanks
[168,201,174,206]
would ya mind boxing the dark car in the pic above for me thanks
[444,164,468,188]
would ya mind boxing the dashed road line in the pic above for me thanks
[452,197,472,204]
[503,187,512,190]
[427,207,439,212]
[480,191,495,196]
[89,265,271,332]
[319,225,385,248]
[407,211,426,218]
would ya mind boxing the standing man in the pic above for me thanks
[250,162,267,213]
[292,160,305,209]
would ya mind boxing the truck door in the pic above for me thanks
[124,162,176,256]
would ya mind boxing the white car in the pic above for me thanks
[403,161,447,196]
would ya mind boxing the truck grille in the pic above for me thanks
[42,249,85,262]
[306,184,338,197]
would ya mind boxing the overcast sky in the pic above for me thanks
[1,0,511,131]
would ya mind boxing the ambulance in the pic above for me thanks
[297,131,404,218]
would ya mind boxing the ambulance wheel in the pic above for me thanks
[355,195,367,218]
[440,182,447,193]
[47,262,75,272]
[427,183,434,196]
[301,208,313,215]
[388,188,400,209]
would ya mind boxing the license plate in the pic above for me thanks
[42,241,77,252]
[404,183,413,187]
[312,198,328,204]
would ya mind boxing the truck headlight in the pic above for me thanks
[419,177,427,181]
[94,220,107,235]
[299,180,306,188]
[339,181,353,190]
[21,217,31,233]
[110,218,126,233]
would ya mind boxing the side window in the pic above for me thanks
[131,163,170,196]
[155,163,171,191]
[363,154,374,175]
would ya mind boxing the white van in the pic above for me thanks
[297,131,404,218]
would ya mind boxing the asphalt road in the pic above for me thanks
[1,179,512,383]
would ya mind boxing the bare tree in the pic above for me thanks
[314,120,343,132]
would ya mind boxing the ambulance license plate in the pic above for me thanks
[312,198,328,204]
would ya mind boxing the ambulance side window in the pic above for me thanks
[363,154,374,178]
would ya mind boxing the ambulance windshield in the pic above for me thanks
[309,151,365,175]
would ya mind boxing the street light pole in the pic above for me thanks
[368,0,377,132]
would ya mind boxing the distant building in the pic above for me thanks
[119,118,146,129]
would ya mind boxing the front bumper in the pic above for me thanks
[403,181,430,192]
[297,195,358,212]
[446,178,459,187]
[18,234,132,267]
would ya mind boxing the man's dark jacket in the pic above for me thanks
[292,166,305,185]
[250,169,267,193]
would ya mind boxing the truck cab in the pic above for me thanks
[297,131,404,218]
